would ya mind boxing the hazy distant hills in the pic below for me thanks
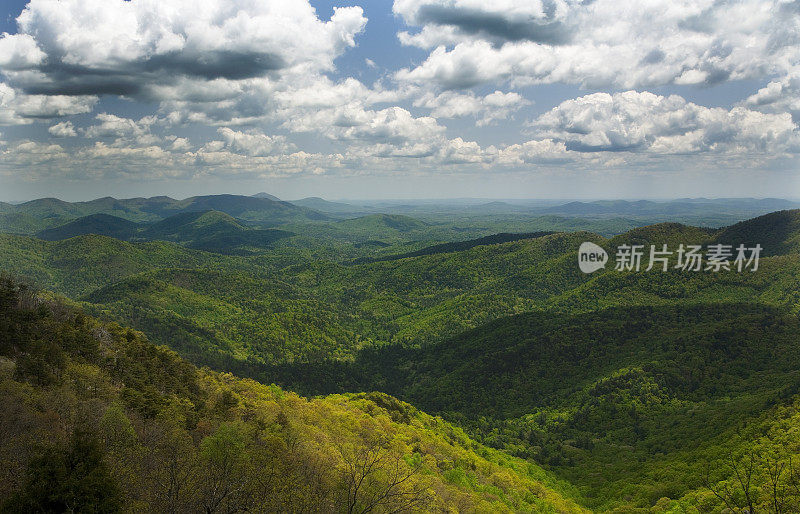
[543,198,800,217]
[290,196,368,215]
[336,213,428,232]
[354,231,556,263]
[0,194,328,234]
[35,209,293,254]
[251,191,281,201]
[141,210,293,253]
[170,194,326,224]
[37,213,140,241]
[3,194,799,241]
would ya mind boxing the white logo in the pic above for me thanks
[578,242,608,274]
[578,242,761,273]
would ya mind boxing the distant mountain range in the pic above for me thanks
[36,209,293,254]
[542,198,800,216]
[251,191,281,201]
[289,196,368,215]
[0,194,328,235]
[4,194,800,252]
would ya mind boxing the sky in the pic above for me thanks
[0,0,798,202]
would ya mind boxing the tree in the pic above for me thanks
[336,430,428,514]
[197,422,251,514]
[4,430,121,514]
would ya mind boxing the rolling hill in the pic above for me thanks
[3,212,800,366]
[0,233,239,297]
[336,213,428,233]
[543,198,800,217]
[36,213,139,241]
[290,197,369,215]
[354,231,556,263]
[0,276,583,513]
[170,194,327,224]
[0,194,329,234]
[251,191,281,201]
[712,209,800,256]
[140,210,293,253]
[267,302,800,510]
[3,207,800,510]
[27,210,294,254]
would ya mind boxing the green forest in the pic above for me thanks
[2,195,800,512]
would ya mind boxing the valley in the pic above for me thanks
[2,194,800,512]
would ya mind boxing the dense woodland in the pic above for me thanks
[2,194,800,512]
[0,276,581,513]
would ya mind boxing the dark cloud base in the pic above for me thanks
[416,4,572,45]
[17,51,286,98]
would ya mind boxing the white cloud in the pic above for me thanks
[0,0,366,103]
[168,137,193,152]
[0,33,44,70]
[216,128,294,156]
[48,121,77,137]
[530,90,799,154]
[283,104,445,144]
[435,137,489,164]
[746,68,800,121]
[80,113,165,148]
[156,71,409,127]
[83,113,155,139]
[275,77,405,110]
[0,0,797,185]
[0,140,69,169]
[394,0,799,89]
[415,90,530,125]
[0,82,97,125]
[495,139,573,165]
[0,137,345,181]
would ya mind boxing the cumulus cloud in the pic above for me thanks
[394,0,800,89]
[283,103,445,144]
[83,114,154,139]
[79,113,165,148]
[414,90,530,125]
[0,33,44,70]
[48,121,77,137]
[0,82,96,125]
[0,0,366,101]
[529,90,799,154]
[155,71,410,127]
[0,135,345,181]
[746,68,800,122]
[0,140,68,168]
[215,128,294,156]
[396,0,573,46]
[168,137,193,152]
[0,0,797,184]
[496,138,572,165]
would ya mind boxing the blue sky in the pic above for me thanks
[0,0,797,201]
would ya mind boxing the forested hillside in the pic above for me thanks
[3,215,799,371]
[2,202,800,511]
[0,276,582,513]
[0,194,326,234]
[267,304,800,510]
